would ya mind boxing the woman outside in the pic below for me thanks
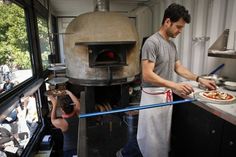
[49,90,80,157]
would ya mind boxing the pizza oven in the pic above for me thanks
[63,1,141,156]
[64,6,140,86]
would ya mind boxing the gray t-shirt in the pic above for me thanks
[142,32,179,87]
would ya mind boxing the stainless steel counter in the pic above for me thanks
[176,81,236,125]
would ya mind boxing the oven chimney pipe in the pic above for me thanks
[94,0,110,12]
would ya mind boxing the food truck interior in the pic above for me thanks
[0,0,236,157]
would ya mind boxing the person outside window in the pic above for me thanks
[0,78,14,93]
[23,96,38,137]
[2,64,10,81]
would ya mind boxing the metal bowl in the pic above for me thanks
[200,74,226,85]
[224,81,236,91]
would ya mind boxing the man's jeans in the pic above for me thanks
[117,137,142,157]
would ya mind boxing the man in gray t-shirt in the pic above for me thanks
[136,3,216,157]
[140,7,216,94]
[142,32,179,87]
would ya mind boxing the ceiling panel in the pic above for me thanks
[50,0,151,16]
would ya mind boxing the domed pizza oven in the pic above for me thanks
[64,1,141,155]
[64,8,140,86]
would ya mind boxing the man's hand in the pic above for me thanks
[174,82,194,96]
[198,78,216,90]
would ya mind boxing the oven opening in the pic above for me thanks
[87,42,135,68]
[96,49,120,64]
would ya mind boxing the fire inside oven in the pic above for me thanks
[88,43,133,67]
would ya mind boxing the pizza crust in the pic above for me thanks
[199,91,235,102]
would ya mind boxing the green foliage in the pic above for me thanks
[41,50,50,69]
[0,42,12,64]
[12,49,31,69]
[0,3,31,69]
[37,16,51,70]
[0,3,30,69]
[0,3,51,70]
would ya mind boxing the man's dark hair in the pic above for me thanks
[162,3,190,25]
[58,95,74,114]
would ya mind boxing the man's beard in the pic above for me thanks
[166,29,176,38]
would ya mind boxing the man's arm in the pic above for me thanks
[142,60,176,88]
[49,96,67,132]
[174,60,198,81]
[0,88,3,93]
[142,60,194,95]
[175,60,216,90]
[65,90,80,113]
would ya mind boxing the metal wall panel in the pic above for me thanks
[151,0,236,81]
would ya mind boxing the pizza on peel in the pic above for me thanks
[199,90,235,102]
[45,89,66,96]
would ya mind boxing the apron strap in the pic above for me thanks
[166,89,172,102]
[142,88,173,102]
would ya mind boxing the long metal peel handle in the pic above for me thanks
[209,63,225,75]
[79,99,196,118]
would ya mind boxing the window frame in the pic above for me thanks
[0,0,37,100]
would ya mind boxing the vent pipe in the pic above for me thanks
[94,0,110,12]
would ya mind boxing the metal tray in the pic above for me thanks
[48,66,67,71]
[50,63,65,67]
[48,77,69,85]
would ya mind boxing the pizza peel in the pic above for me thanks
[44,89,66,96]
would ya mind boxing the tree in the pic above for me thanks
[37,16,51,70]
[0,3,30,69]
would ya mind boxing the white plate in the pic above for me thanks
[224,81,236,91]
[48,77,69,85]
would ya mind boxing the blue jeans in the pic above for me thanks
[63,149,77,157]
[121,137,142,157]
